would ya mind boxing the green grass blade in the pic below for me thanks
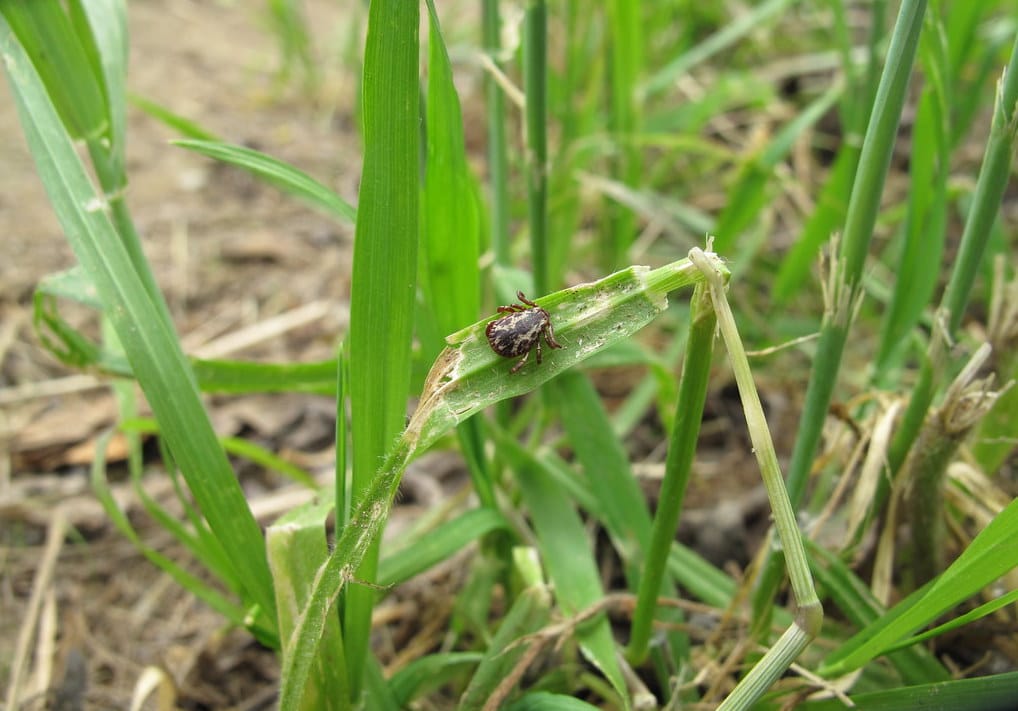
[422,0,480,342]
[755,3,929,626]
[498,432,629,706]
[174,139,356,223]
[390,652,483,707]
[1,0,108,141]
[820,496,1018,676]
[130,92,221,140]
[640,0,800,99]
[482,0,510,264]
[73,0,128,175]
[797,672,1018,711]
[875,18,951,371]
[267,499,348,711]
[839,0,927,284]
[713,82,842,254]
[343,0,420,699]
[378,508,510,587]
[505,693,604,711]
[2,14,276,630]
[604,0,642,270]
[939,34,1018,334]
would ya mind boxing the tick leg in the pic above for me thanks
[535,340,543,365]
[544,322,563,349]
[509,350,530,374]
[517,291,539,308]
[497,304,527,314]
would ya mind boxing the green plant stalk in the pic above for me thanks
[754,0,927,630]
[904,417,958,587]
[717,624,814,711]
[483,0,510,265]
[523,0,549,294]
[279,254,728,704]
[690,248,822,710]
[903,343,1000,586]
[627,282,715,665]
[886,35,1018,484]
[793,0,927,505]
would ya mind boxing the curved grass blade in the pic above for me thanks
[174,139,356,223]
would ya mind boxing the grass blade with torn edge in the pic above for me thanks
[278,254,729,705]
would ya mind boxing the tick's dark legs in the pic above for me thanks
[497,304,527,314]
[516,291,539,308]
[535,340,543,365]
[510,350,530,374]
[545,323,563,350]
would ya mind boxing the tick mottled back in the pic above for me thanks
[485,291,563,374]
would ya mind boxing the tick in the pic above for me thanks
[485,291,563,374]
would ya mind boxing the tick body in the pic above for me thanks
[485,291,563,374]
